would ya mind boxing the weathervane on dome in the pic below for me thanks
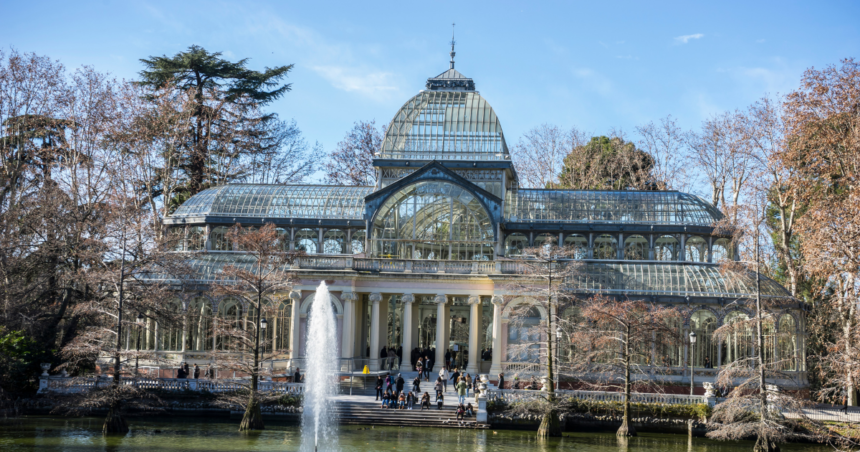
[450,23,456,69]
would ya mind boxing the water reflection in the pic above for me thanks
[0,417,831,452]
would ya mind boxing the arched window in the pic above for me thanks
[187,226,206,251]
[159,300,184,351]
[685,236,707,262]
[186,297,212,351]
[210,226,233,251]
[777,314,797,371]
[506,306,542,363]
[296,228,318,254]
[656,316,683,367]
[535,233,557,248]
[712,238,732,262]
[654,235,679,261]
[504,233,528,257]
[594,234,618,260]
[722,311,753,365]
[275,301,292,352]
[323,229,346,254]
[690,310,718,368]
[563,234,588,259]
[275,228,289,251]
[623,235,648,260]
[170,227,185,251]
[216,298,243,351]
[351,231,366,255]
[370,180,494,260]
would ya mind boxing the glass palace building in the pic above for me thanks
[150,60,805,387]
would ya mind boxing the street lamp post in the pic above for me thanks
[689,331,697,396]
[260,318,268,369]
[135,313,144,376]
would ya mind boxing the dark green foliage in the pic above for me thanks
[0,328,53,395]
[138,45,294,196]
[555,136,656,190]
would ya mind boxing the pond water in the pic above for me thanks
[0,416,828,452]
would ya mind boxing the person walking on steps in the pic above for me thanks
[449,368,460,391]
[412,375,421,394]
[456,376,468,404]
[375,375,384,401]
[439,366,450,392]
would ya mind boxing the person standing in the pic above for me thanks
[395,373,405,397]
[294,367,302,383]
[193,364,200,379]
[465,373,472,397]
[205,364,214,379]
[445,349,452,369]
[497,372,505,391]
[439,366,450,392]
[449,368,460,390]
[456,377,468,405]
[388,349,397,371]
[434,378,443,402]
[385,373,393,393]
[375,375,384,401]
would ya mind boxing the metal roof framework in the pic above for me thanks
[171,185,374,220]
[504,190,724,226]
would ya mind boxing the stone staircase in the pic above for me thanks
[331,400,488,429]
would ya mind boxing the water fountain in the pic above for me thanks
[300,282,339,452]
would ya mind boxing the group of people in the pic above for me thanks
[175,362,214,379]
[376,366,479,418]
[379,345,403,371]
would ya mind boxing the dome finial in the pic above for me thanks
[450,23,456,69]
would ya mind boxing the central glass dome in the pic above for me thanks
[371,180,495,260]
[378,90,509,161]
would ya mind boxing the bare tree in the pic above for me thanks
[208,223,300,431]
[781,58,860,407]
[685,116,730,209]
[324,120,383,186]
[564,295,681,437]
[511,124,588,188]
[502,238,582,437]
[636,115,692,192]
[240,118,323,185]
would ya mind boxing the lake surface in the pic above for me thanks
[0,416,829,451]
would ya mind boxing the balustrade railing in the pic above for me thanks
[40,376,305,395]
[486,388,706,406]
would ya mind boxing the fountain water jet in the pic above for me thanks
[299,282,339,452]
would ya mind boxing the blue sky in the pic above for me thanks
[3,0,858,178]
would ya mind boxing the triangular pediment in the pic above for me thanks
[364,161,502,224]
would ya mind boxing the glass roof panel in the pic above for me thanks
[378,91,509,161]
[170,184,374,220]
[563,261,791,298]
[504,190,723,226]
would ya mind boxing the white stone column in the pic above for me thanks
[435,294,448,368]
[466,295,482,375]
[401,294,415,370]
[288,290,302,361]
[489,295,504,376]
[340,292,356,361]
[369,292,382,371]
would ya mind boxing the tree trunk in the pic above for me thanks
[617,325,636,437]
[754,433,780,452]
[537,408,562,438]
[102,401,128,435]
[239,393,265,431]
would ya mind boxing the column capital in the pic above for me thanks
[341,291,357,303]
[467,295,482,305]
[289,290,302,301]
[491,295,505,306]
[401,293,415,304]
[369,292,383,304]
[434,293,448,305]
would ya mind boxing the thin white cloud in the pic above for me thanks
[674,33,704,44]
[756,39,766,44]
[312,66,398,96]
